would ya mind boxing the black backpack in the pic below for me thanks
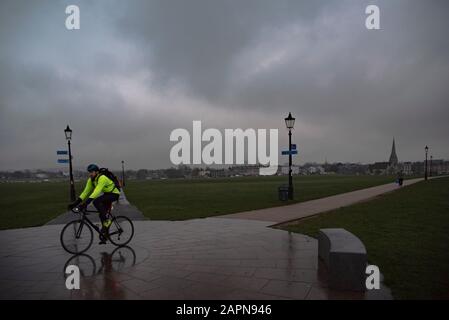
[98,168,122,191]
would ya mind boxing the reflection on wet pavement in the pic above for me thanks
[62,246,139,300]
[0,218,392,300]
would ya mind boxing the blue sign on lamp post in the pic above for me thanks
[281,150,298,155]
[57,150,69,163]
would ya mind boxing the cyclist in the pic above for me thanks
[68,164,121,244]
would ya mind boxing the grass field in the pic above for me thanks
[0,175,398,229]
[281,177,449,299]
[0,181,84,230]
[125,175,397,220]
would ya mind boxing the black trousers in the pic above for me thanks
[93,193,120,223]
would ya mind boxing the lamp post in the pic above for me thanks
[121,160,125,187]
[430,155,433,177]
[284,112,295,200]
[424,145,428,181]
[64,125,76,201]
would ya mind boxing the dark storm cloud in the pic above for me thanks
[115,0,332,101]
[113,0,449,163]
[0,0,448,170]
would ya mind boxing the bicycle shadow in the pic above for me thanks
[63,246,137,299]
[63,245,137,276]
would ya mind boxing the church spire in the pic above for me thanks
[389,138,398,166]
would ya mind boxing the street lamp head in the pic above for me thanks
[284,112,295,129]
[64,125,72,140]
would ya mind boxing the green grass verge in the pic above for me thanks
[0,175,405,230]
[281,177,449,299]
[0,181,83,230]
[125,175,397,220]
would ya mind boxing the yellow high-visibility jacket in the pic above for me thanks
[79,174,120,201]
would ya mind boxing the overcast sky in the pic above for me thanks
[1,0,448,171]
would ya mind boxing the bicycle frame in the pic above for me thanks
[71,207,123,239]
[74,209,104,237]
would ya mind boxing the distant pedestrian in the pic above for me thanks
[397,170,404,187]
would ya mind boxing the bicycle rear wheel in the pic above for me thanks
[60,220,93,254]
[107,216,134,246]
[110,246,137,272]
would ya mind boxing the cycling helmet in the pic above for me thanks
[87,164,100,172]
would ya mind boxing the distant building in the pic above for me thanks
[401,162,413,175]
[389,138,399,167]
[387,138,399,174]
[307,166,325,175]
[411,161,424,175]
[209,169,227,178]
[430,159,449,175]
[228,165,260,176]
[199,169,209,177]
[369,162,389,175]
[280,165,300,175]
[370,139,400,175]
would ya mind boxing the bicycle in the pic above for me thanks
[60,204,134,254]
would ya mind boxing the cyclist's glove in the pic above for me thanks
[68,198,82,210]
[78,198,93,211]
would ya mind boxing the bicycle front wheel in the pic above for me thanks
[108,216,134,247]
[60,220,93,254]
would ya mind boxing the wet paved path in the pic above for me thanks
[219,178,424,223]
[0,219,391,300]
